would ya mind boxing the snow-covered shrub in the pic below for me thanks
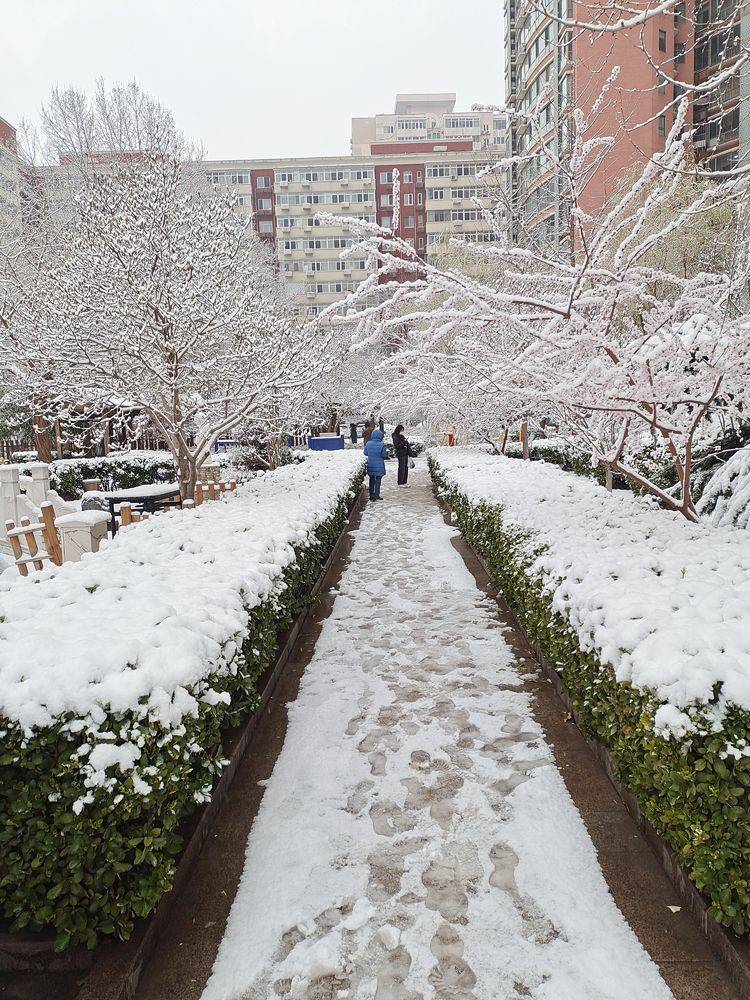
[697,448,750,529]
[0,452,364,950]
[504,438,628,489]
[430,447,750,933]
[49,451,176,498]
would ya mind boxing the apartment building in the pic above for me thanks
[0,117,22,237]
[203,95,511,316]
[505,0,698,247]
[693,0,747,170]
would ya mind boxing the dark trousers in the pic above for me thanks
[397,453,408,485]
[368,474,382,499]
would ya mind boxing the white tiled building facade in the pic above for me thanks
[0,117,22,237]
[204,95,511,315]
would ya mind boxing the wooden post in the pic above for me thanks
[20,517,44,572]
[229,481,237,492]
[120,502,133,526]
[207,483,217,501]
[40,502,63,565]
[520,419,530,460]
[5,519,28,577]
[195,483,204,506]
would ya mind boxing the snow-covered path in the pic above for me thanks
[202,468,673,1000]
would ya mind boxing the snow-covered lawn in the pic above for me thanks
[203,469,671,1000]
[431,447,750,737]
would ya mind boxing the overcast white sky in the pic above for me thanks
[4,0,504,161]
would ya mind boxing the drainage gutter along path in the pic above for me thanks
[141,468,739,1000]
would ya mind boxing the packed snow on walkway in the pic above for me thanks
[203,469,672,1000]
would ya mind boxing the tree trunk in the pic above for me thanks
[33,413,53,463]
[605,464,613,491]
[521,420,530,460]
[175,447,198,501]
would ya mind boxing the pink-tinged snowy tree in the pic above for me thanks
[319,106,750,521]
[6,154,325,498]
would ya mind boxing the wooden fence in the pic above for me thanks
[3,476,238,577]
[0,440,35,463]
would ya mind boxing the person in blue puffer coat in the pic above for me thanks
[363,427,388,501]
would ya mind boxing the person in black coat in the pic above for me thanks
[392,424,410,486]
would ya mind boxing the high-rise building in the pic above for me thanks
[23,96,512,316]
[693,0,747,170]
[505,0,704,245]
[203,95,511,316]
[0,117,22,237]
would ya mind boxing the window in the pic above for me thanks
[418,237,425,250]
[404,215,415,228]
[428,187,446,200]
[657,75,667,94]
[236,195,251,206]
[381,214,393,228]
[404,193,414,205]
[404,171,413,183]
[427,163,451,177]
[675,42,685,63]
[417,171,423,182]
[417,192,423,205]
[257,197,272,211]
[206,171,250,186]
[258,219,274,234]
[379,171,393,184]
[256,175,271,188]
[658,29,667,51]
[445,116,480,129]
[380,193,393,207]
[397,118,426,130]
[658,114,666,136]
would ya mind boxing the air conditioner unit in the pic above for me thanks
[303,203,312,211]
[343,268,352,277]
[341,178,349,187]
[363,177,373,185]
[279,179,289,187]
[305,247,314,255]
[452,198,462,205]
[302,179,311,187]
[306,291,316,299]
[283,248,292,256]
[341,202,350,209]
[454,220,464,227]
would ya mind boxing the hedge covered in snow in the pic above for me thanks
[697,448,750,529]
[0,452,364,950]
[429,446,750,933]
[49,450,176,498]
